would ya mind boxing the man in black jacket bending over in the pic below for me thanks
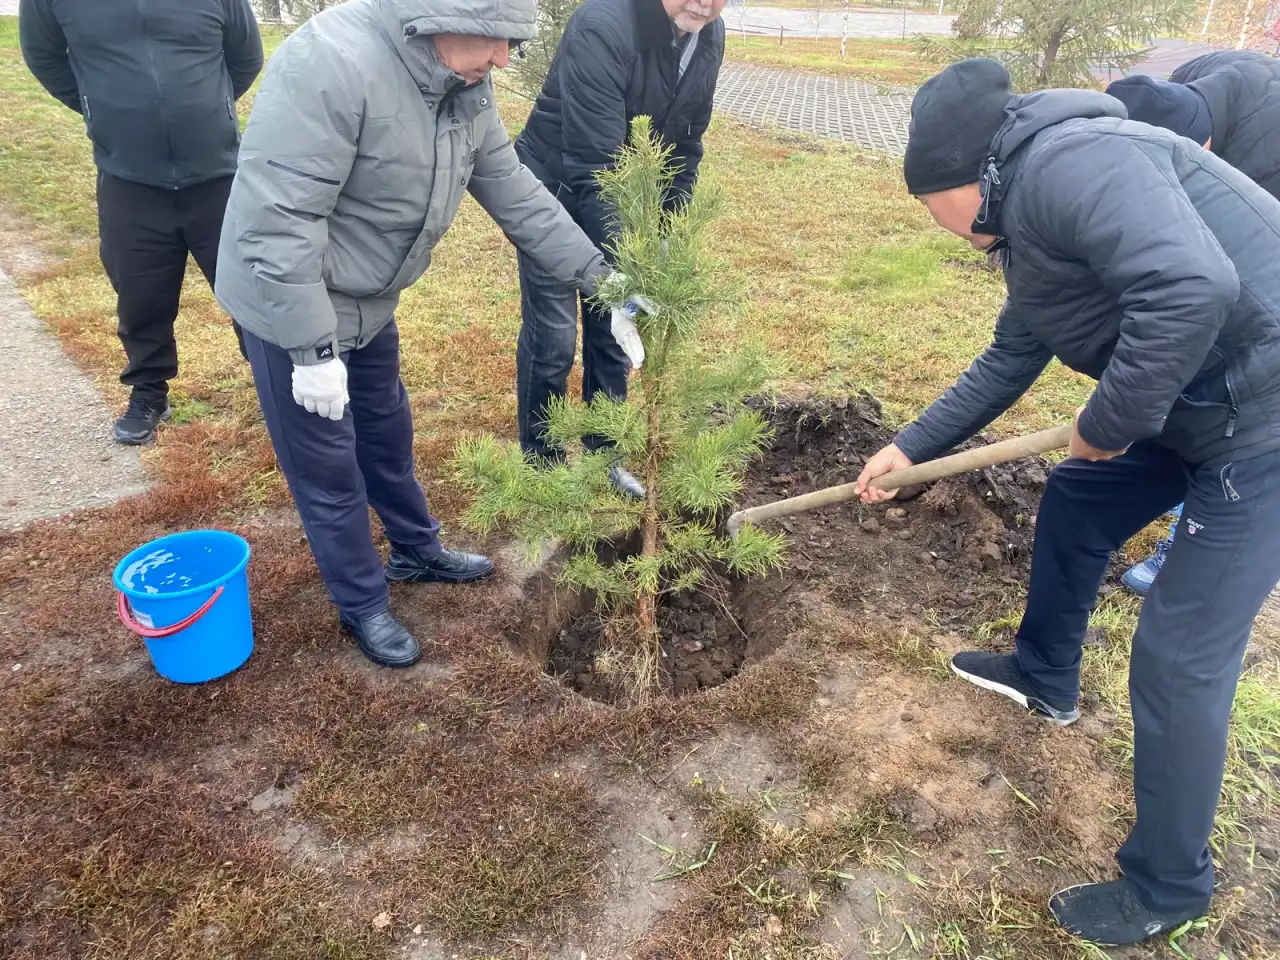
[19,0,263,445]
[514,0,726,496]
[856,59,1280,945]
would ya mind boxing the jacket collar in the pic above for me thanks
[635,0,676,51]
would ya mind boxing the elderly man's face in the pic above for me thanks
[433,34,510,84]
[662,0,729,34]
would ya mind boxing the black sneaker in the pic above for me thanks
[113,394,172,445]
[1050,878,1208,946]
[950,651,1080,726]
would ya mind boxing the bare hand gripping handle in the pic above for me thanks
[725,424,1072,539]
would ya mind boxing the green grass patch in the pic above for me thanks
[723,35,936,87]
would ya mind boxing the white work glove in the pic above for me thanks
[610,294,657,370]
[291,358,349,421]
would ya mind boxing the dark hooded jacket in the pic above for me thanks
[895,89,1280,469]
[514,0,725,253]
[18,0,263,190]
[1171,51,1280,201]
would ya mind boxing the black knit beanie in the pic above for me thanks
[1104,75,1212,146]
[903,58,1014,196]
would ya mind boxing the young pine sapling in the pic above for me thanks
[452,117,785,700]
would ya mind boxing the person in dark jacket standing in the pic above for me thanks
[514,0,727,497]
[855,59,1280,945]
[1104,56,1280,593]
[19,0,263,445]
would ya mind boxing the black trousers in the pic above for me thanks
[1014,442,1280,912]
[97,171,242,402]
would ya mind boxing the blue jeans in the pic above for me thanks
[515,250,630,459]
[1014,442,1280,913]
[243,323,441,618]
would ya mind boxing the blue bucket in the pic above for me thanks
[113,530,254,684]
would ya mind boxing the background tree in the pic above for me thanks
[510,0,584,100]
[452,118,785,701]
[914,0,1199,89]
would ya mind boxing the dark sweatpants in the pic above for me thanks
[1014,441,1280,913]
[97,171,244,402]
[242,323,442,618]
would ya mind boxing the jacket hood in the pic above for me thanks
[976,88,1126,238]
[991,88,1127,161]
[379,0,537,43]
[376,0,530,98]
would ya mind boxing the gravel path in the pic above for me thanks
[0,263,150,530]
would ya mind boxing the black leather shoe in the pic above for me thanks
[386,545,494,584]
[339,609,421,668]
[113,394,172,445]
[608,465,646,500]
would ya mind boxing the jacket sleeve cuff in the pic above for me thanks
[1075,404,1126,453]
[892,424,941,465]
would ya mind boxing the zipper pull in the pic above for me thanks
[1225,414,1236,438]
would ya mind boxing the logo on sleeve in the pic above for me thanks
[316,345,335,361]
[1186,518,1204,536]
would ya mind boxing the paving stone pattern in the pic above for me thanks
[715,61,912,155]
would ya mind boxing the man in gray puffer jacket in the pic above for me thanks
[856,59,1280,945]
[216,0,631,669]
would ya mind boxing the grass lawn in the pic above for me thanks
[722,34,937,86]
[1,15,1278,960]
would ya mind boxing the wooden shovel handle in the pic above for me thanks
[725,424,1071,537]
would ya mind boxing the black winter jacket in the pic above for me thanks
[514,0,724,253]
[895,89,1280,469]
[1170,51,1280,201]
[19,0,263,190]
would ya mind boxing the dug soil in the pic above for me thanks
[542,393,1052,702]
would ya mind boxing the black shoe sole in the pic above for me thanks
[385,565,495,585]
[338,622,421,669]
[951,661,1080,727]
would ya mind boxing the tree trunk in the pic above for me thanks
[1201,0,1216,35]
[635,381,662,645]
[1039,27,1064,86]
[1238,0,1255,47]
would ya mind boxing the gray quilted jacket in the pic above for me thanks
[215,0,610,364]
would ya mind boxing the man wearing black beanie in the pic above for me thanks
[857,58,1280,946]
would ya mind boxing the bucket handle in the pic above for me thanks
[116,586,225,639]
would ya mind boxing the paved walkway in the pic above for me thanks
[0,263,149,530]
[713,37,1230,156]
[715,61,913,154]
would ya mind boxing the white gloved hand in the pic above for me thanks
[610,295,656,370]
[291,358,349,421]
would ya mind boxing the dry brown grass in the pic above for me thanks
[2,15,1276,960]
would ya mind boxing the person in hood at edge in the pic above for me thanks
[1104,54,1280,595]
[513,0,727,498]
[215,0,645,670]
[855,58,1280,945]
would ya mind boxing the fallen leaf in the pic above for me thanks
[371,912,392,930]
[765,915,784,937]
